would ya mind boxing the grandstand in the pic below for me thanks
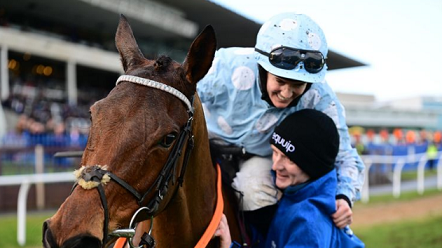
[1,0,441,145]
[0,0,366,136]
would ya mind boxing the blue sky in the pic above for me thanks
[210,0,442,101]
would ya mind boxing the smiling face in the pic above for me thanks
[271,144,310,189]
[266,72,307,108]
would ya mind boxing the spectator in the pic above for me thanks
[426,141,438,170]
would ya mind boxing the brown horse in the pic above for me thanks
[43,15,241,248]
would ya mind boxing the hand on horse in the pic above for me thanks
[213,214,232,248]
[332,199,353,229]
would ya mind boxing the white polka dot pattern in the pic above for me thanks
[217,116,233,135]
[255,113,278,133]
[231,66,255,90]
[279,18,298,31]
[308,33,322,50]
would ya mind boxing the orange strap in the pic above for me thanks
[114,237,127,248]
[194,163,224,248]
[114,164,224,248]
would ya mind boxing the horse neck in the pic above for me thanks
[151,95,218,247]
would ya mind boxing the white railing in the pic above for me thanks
[0,172,75,246]
[360,152,442,203]
[1,150,441,246]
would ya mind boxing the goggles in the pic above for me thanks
[255,46,326,73]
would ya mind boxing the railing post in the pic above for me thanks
[0,172,76,247]
[1,44,10,101]
[361,158,372,203]
[417,155,427,195]
[35,145,45,210]
[392,159,405,198]
[18,180,31,247]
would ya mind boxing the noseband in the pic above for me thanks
[73,75,195,247]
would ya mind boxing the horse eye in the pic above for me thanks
[160,133,177,148]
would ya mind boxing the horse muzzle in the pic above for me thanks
[43,220,102,248]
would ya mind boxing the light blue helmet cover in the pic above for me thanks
[255,13,328,83]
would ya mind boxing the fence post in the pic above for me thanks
[18,180,31,247]
[392,159,405,198]
[0,172,76,247]
[417,155,427,195]
[361,159,372,203]
[35,145,45,210]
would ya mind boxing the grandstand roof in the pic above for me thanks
[2,0,365,70]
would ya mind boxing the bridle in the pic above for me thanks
[73,75,195,248]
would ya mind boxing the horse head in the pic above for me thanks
[43,15,219,248]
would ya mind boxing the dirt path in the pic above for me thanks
[352,192,442,229]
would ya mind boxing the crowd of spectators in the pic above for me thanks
[1,76,109,148]
[350,127,442,181]
[349,127,442,185]
[350,127,442,157]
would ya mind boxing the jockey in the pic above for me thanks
[197,12,364,233]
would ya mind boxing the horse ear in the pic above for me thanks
[115,14,145,72]
[182,25,217,84]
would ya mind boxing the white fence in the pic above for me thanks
[0,151,442,246]
[360,152,442,203]
[0,172,75,246]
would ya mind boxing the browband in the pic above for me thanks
[116,75,193,113]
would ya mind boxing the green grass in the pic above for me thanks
[1,162,75,175]
[353,214,442,248]
[355,188,442,207]
[1,189,441,248]
[2,211,442,248]
[401,169,438,181]
[0,212,55,248]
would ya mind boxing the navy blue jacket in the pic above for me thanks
[264,170,364,248]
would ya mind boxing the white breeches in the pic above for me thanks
[231,156,280,211]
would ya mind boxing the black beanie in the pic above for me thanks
[270,109,339,180]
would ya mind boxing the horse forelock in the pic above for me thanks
[153,55,172,71]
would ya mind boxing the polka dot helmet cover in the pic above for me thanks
[255,12,328,83]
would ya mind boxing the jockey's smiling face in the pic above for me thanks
[271,144,310,189]
[266,72,307,109]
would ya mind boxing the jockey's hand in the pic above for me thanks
[214,214,232,248]
[332,199,353,228]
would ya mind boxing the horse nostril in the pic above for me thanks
[43,220,57,248]
[42,219,101,248]
[62,235,102,248]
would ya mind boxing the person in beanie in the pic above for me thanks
[265,109,364,247]
[197,12,364,231]
[215,109,364,248]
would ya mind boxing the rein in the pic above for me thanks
[73,75,196,247]
[114,164,224,248]
[194,163,224,248]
